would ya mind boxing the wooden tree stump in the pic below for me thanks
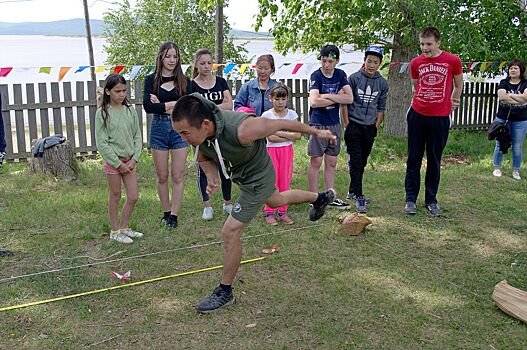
[29,140,79,182]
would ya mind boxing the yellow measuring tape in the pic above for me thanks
[0,257,264,312]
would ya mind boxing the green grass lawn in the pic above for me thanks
[0,130,526,349]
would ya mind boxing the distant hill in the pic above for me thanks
[0,19,271,39]
[0,19,105,36]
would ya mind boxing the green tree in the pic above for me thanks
[255,0,527,136]
[103,0,246,72]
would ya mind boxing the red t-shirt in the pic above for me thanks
[410,51,463,117]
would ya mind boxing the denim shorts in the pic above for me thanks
[149,114,189,150]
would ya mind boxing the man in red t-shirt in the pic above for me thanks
[404,27,463,216]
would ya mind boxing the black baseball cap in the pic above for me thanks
[319,44,340,59]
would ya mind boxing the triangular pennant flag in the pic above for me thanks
[389,61,401,67]
[466,61,473,73]
[480,62,493,72]
[95,66,106,73]
[399,62,410,73]
[291,63,304,75]
[144,65,155,75]
[58,67,71,81]
[113,65,126,74]
[498,61,508,71]
[381,62,390,70]
[223,63,236,75]
[0,67,13,77]
[279,62,292,69]
[128,65,143,80]
[181,64,190,74]
[39,67,51,74]
[75,66,90,73]
[239,64,250,74]
[212,64,222,71]
[470,62,481,72]
[489,61,500,71]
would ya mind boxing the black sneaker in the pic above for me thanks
[0,250,14,257]
[309,189,336,221]
[425,203,442,217]
[356,196,367,213]
[405,201,417,215]
[195,286,235,313]
[328,198,351,210]
[166,214,178,228]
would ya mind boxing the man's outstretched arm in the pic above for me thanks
[237,117,336,145]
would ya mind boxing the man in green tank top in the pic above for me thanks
[172,93,337,313]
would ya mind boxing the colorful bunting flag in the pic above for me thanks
[239,64,250,74]
[113,65,126,74]
[39,67,51,74]
[181,64,190,74]
[144,65,155,75]
[58,67,71,81]
[95,66,106,73]
[291,63,303,75]
[0,67,13,77]
[480,62,493,72]
[128,65,143,80]
[75,66,90,73]
[223,63,236,75]
[498,61,508,71]
[381,62,390,70]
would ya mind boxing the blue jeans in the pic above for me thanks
[493,119,527,170]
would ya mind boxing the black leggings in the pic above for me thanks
[196,163,232,202]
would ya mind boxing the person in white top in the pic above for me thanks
[261,82,301,225]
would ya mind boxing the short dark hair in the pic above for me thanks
[269,82,290,98]
[508,59,526,81]
[172,95,214,129]
[419,27,441,41]
[320,44,340,59]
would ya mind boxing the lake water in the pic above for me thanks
[0,35,364,84]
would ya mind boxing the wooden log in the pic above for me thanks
[492,280,527,324]
[29,140,79,182]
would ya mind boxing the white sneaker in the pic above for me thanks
[512,170,521,180]
[121,228,143,238]
[110,232,133,244]
[223,203,233,215]
[492,168,502,177]
[202,207,213,220]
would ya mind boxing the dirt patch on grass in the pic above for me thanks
[442,154,469,165]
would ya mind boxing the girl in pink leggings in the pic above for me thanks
[261,83,301,225]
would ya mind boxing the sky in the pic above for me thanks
[0,0,271,31]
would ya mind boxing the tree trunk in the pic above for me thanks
[384,32,418,137]
[29,141,79,182]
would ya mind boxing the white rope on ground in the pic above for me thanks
[0,223,327,284]
[0,216,490,303]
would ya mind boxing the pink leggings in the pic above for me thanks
[264,145,294,214]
